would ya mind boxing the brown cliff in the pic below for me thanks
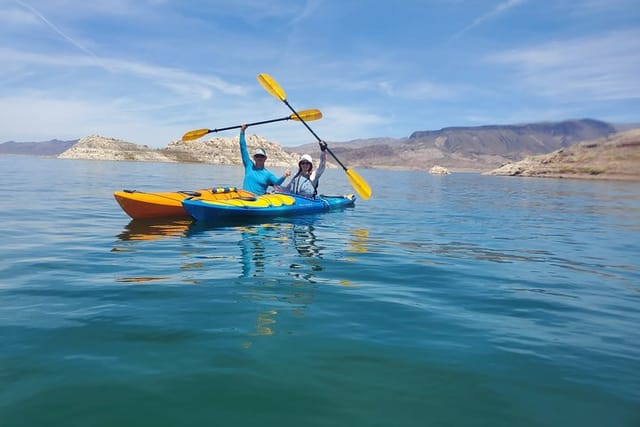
[486,129,640,180]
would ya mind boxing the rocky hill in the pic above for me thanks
[486,129,640,180]
[162,134,298,166]
[58,135,173,162]
[57,134,298,167]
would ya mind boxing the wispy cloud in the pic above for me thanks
[396,80,462,100]
[289,0,321,25]
[488,29,640,101]
[0,94,171,143]
[14,0,98,57]
[569,0,637,12]
[316,106,391,141]
[452,0,526,40]
[0,5,39,25]
[0,48,248,99]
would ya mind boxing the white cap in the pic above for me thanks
[253,147,266,157]
[299,154,312,163]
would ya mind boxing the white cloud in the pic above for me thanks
[397,80,461,100]
[0,88,331,147]
[311,106,391,141]
[0,6,39,25]
[0,48,248,99]
[0,95,122,141]
[489,29,640,101]
[14,0,98,57]
[462,105,587,127]
[12,0,161,17]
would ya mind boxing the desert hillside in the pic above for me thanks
[486,129,640,180]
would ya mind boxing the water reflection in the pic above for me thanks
[116,218,192,241]
[111,218,193,282]
[112,215,370,341]
[292,223,321,258]
[237,224,271,278]
[234,219,323,278]
[191,218,327,341]
[348,229,370,254]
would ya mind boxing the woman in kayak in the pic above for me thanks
[239,124,290,195]
[279,142,327,198]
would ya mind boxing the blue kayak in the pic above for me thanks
[182,192,355,222]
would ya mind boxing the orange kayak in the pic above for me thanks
[114,186,255,219]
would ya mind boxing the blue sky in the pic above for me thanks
[1,0,639,147]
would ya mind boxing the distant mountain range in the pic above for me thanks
[289,118,621,171]
[0,139,77,155]
[1,119,637,173]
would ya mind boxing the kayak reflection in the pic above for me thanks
[116,218,192,241]
[292,223,321,258]
[348,228,369,254]
[221,219,322,342]
[235,220,322,278]
[112,215,369,342]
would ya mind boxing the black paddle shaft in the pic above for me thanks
[284,100,349,171]
[208,116,293,133]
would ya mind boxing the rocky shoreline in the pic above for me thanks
[58,134,299,167]
[485,129,640,181]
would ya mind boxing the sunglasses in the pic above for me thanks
[254,155,266,159]
[299,161,311,165]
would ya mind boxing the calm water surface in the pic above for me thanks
[0,156,639,426]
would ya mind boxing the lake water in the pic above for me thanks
[1,155,639,426]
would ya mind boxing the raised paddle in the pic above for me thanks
[181,109,323,141]
[257,73,372,200]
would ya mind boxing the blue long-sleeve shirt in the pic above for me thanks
[240,131,285,195]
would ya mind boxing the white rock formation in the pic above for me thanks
[58,133,300,167]
[165,134,299,167]
[429,165,450,175]
[58,135,174,162]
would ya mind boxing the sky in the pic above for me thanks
[1,0,639,148]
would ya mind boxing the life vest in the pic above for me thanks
[290,173,318,198]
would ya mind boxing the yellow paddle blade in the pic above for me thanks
[181,128,211,141]
[291,109,322,122]
[257,73,286,101]
[346,168,372,200]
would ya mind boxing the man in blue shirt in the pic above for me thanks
[239,124,290,195]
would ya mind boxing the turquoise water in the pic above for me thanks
[1,155,639,426]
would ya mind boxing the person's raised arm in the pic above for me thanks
[239,124,251,167]
[312,142,328,184]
